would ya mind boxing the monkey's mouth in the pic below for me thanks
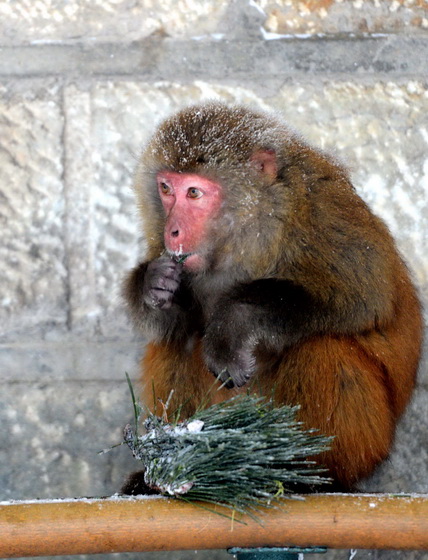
[171,252,192,264]
[170,251,204,272]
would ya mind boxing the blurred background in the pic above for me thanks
[0,1,427,559]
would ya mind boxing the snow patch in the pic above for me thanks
[0,494,166,507]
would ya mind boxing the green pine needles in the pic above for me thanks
[124,379,333,517]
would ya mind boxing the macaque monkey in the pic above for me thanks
[123,102,422,490]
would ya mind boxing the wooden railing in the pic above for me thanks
[0,494,427,557]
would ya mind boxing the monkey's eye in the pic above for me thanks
[187,187,203,199]
[159,182,172,195]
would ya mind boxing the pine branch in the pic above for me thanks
[124,391,333,516]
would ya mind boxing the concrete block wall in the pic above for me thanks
[0,1,427,559]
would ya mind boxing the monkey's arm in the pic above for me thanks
[204,265,395,388]
[123,256,197,342]
[203,280,316,387]
[234,189,399,346]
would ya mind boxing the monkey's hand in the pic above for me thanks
[143,256,183,310]
[204,303,258,389]
[124,257,198,341]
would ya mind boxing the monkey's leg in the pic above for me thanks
[141,340,233,418]
[122,340,233,495]
[269,335,395,489]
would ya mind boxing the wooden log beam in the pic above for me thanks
[0,494,427,557]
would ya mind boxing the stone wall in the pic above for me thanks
[0,1,427,559]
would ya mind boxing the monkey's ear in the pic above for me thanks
[250,149,277,180]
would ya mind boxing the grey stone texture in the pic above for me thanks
[0,1,427,559]
[261,0,428,36]
[0,0,427,45]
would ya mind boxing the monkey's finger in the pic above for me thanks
[230,370,254,388]
[164,264,183,282]
[216,370,235,389]
[152,275,180,292]
[220,360,255,388]
[152,259,183,280]
[145,289,174,310]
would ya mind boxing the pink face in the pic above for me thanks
[157,171,223,271]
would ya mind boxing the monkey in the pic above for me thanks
[122,101,423,492]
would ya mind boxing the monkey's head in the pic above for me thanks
[134,102,301,274]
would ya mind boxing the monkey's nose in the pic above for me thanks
[171,229,179,238]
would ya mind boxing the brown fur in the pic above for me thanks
[124,102,423,490]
